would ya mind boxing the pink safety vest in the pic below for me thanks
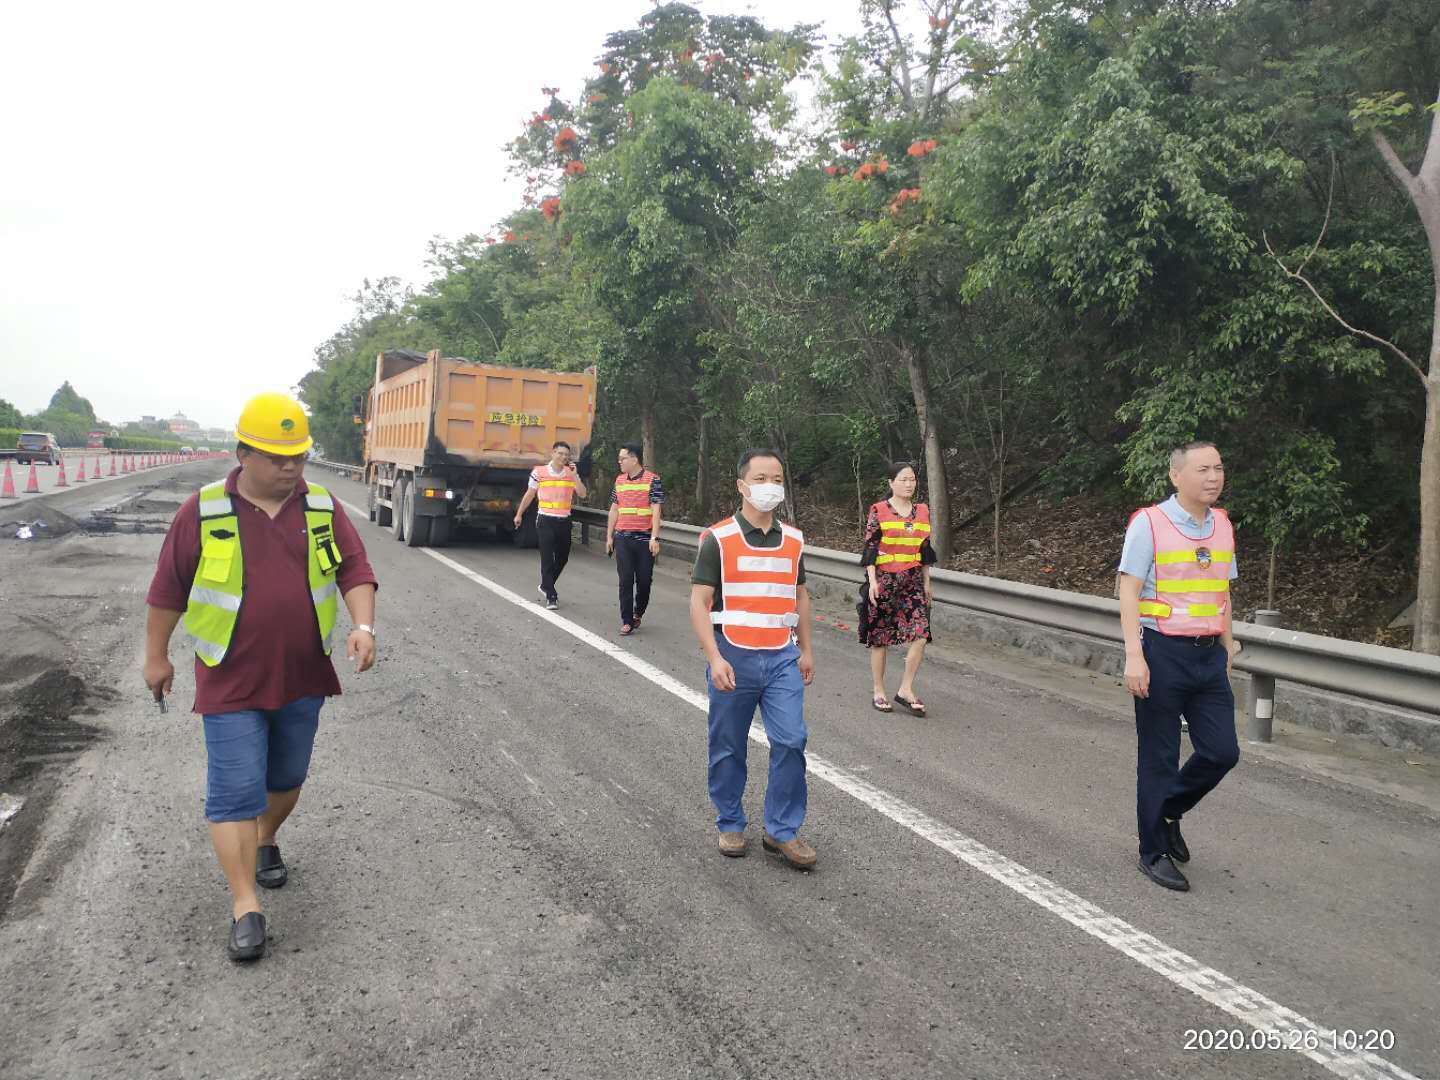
[1134,505,1235,636]
[532,465,576,517]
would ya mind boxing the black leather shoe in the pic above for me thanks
[1138,854,1190,892]
[256,844,288,889]
[1164,818,1190,864]
[227,912,267,962]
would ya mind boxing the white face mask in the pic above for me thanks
[744,482,785,513]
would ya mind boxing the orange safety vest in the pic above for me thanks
[708,516,804,650]
[1133,505,1235,636]
[531,465,576,517]
[874,500,930,572]
[613,469,658,532]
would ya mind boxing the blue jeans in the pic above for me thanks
[706,636,808,841]
[202,696,324,822]
[1134,631,1239,861]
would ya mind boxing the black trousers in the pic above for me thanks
[614,531,655,624]
[537,516,572,599]
[1134,629,1240,862]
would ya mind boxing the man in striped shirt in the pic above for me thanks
[514,441,587,609]
[605,443,664,634]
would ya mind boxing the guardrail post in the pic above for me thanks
[580,520,590,546]
[1245,609,1282,742]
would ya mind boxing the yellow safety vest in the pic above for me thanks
[184,480,341,667]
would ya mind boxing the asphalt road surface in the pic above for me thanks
[1,463,1436,1080]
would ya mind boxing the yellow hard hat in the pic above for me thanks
[235,392,313,456]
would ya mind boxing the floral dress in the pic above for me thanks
[857,500,936,647]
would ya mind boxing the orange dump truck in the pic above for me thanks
[362,349,596,547]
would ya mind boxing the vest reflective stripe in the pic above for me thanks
[1139,600,1221,618]
[875,552,922,565]
[1138,505,1235,637]
[711,611,802,628]
[1154,578,1229,593]
[721,582,797,599]
[189,585,242,612]
[184,480,341,667]
[874,501,930,573]
[613,470,658,532]
[1155,548,1232,566]
[710,515,804,650]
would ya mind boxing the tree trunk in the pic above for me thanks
[992,469,1003,574]
[1267,540,1279,610]
[694,412,709,519]
[640,403,656,479]
[904,346,952,562]
[1372,88,1440,653]
[1418,377,1439,651]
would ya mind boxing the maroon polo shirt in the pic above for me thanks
[146,467,378,715]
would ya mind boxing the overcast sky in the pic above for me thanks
[1,0,875,430]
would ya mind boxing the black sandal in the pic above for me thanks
[893,694,927,717]
[872,695,893,713]
[256,844,288,889]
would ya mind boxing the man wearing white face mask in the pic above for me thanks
[689,449,817,869]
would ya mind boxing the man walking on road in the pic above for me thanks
[514,440,586,609]
[689,449,818,869]
[1118,440,1240,893]
[142,392,378,961]
[606,443,663,635]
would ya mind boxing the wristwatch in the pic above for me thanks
[355,624,377,638]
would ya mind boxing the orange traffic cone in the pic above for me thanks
[1,462,16,499]
[54,457,69,487]
[25,463,40,493]
[93,456,101,477]
[109,454,117,476]
[76,457,87,482]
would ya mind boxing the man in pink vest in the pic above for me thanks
[1117,441,1241,892]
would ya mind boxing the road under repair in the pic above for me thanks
[1,463,1436,1080]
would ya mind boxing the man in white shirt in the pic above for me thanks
[514,441,587,609]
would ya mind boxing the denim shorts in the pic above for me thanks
[202,696,324,822]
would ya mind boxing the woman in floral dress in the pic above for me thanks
[858,463,936,715]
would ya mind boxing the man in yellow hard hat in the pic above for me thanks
[142,392,379,962]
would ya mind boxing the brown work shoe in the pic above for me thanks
[718,830,747,857]
[762,833,817,870]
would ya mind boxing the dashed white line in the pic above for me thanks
[340,499,1423,1080]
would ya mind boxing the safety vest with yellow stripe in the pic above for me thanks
[184,480,341,667]
[531,465,577,517]
[613,469,659,532]
[708,516,804,650]
[1133,504,1234,637]
[873,500,930,571]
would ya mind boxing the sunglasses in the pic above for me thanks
[246,447,305,467]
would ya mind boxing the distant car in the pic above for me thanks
[15,432,61,466]
[180,445,194,455]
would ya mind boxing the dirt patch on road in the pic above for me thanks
[0,479,194,921]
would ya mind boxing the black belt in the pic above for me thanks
[1146,629,1221,648]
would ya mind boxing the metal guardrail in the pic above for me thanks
[312,457,363,480]
[570,507,1440,718]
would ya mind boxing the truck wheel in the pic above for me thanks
[429,515,450,548]
[391,478,408,541]
[403,485,431,547]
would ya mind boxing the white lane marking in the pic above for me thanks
[340,501,1421,1080]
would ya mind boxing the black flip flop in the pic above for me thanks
[256,844,288,889]
[872,695,893,713]
[893,694,927,717]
